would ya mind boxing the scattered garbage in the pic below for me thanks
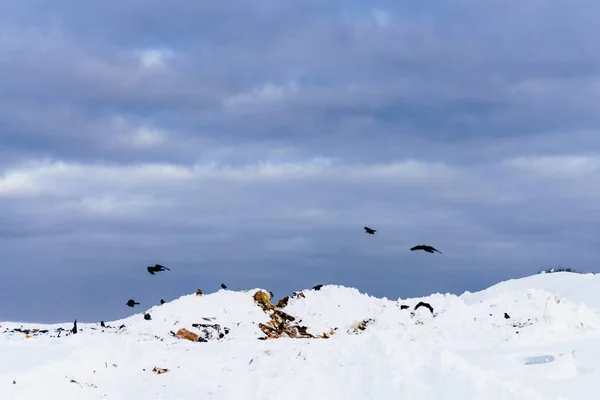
[253,290,276,311]
[191,323,230,341]
[70,379,83,388]
[348,318,375,334]
[67,377,97,389]
[277,296,289,308]
[152,367,169,375]
[175,328,200,342]
[512,319,534,328]
[253,290,335,339]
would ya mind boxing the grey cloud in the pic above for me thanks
[2,0,600,322]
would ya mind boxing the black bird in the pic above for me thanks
[410,245,442,254]
[414,301,434,314]
[364,226,376,234]
[143,313,152,321]
[160,299,165,305]
[100,321,106,328]
[147,264,171,275]
[221,283,227,289]
[126,299,140,307]
[71,319,78,334]
[312,284,324,291]
[268,291,274,299]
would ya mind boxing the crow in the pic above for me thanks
[221,283,227,289]
[414,301,434,314]
[312,284,324,291]
[147,264,171,275]
[126,299,140,307]
[143,313,152,321]
[100,321,106,328]
[71,319,78,334]
[364,226,376,234]
[160,299,166,305]
[410,245,442,254]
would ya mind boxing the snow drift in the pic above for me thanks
[2,272,600,399]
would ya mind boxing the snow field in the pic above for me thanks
[1,272,599,399]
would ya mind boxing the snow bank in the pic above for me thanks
[2,272,600,399]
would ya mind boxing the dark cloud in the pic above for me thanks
[1,1,600,322]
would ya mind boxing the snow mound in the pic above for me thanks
[2,272,600,399]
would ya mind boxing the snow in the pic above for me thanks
[2,272,600,399]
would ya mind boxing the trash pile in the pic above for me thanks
[253,290,336,339]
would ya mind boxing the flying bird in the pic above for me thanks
[147,264,171,275]
[364,226,376,234]
[221,283,227,289]
[410,245,442,254]
[126,299,140,307]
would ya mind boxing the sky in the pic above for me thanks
[1,0,600,323]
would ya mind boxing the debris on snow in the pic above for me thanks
[152,367,169,375]
[277,296,289,308]
[175,328,200,342]
[347,318,375,334]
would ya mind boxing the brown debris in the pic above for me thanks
[273,309,295,322]
[277,296,289,308]
[196,288,203,296]
[253,290,332,340]
[152,367,169,375]
[175,328,199,342]
[253,290,276,311]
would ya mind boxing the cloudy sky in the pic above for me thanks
[1,1,599,323]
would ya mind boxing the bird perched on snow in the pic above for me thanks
[126,299,140,307]
[410,245,442,254]
[364,226,376,234]
[160,299,165,305]
[414,301,434,314]
[221,283,227,289]
[147,264,171,275]
[312,284,324,291]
